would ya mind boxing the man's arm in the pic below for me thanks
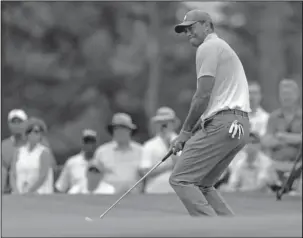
[181,76,215,132]
[55,160,71,193]
[277,132,302,145]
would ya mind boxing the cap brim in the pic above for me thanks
[174,21,197,33]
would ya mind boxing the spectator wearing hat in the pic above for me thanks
[10,117,54,194]
[95,113,143,194]
[81,160,115,194]
[2,109,28,193]
[221,133,278,192]
[55,129,100,194]
[139,107,180,194]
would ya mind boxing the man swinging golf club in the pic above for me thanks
[169,10,251,216]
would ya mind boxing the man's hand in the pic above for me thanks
[228,120,244,139]
[170,130,192,154]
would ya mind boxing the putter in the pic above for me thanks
[276,145,302,201]
[85,150,173,221]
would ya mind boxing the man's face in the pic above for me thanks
[82,138,97,157]
[279,81,299,107]
[8,117,25,135]
[113,126,131,144]
[249,84,262,109]
[155,120,175,135]
[184,22,208,47]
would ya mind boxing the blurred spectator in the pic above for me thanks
[55,129,99,194]
[222,133,278,192]
[10,117,54,194]
[262,79,302,172]
[248,81,270,138]
[2,109,28,193]
[82,160,115,194]
[139,107,179,194]
[95,113,143,194]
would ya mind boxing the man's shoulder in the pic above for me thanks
[96,141,115,153]
[65,153,83,165]
[143,136,161,148]
[130,141,143,151]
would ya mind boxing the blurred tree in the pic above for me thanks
[219,2,302,111]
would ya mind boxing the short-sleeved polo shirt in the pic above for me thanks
[196,33,251,120]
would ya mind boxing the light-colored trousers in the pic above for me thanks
[169,112,250,216]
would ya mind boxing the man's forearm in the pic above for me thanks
[281,133,302,145]
[181,94,210,132]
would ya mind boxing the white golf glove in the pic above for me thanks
[228,120,244,139]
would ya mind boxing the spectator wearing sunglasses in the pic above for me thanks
[55,129,100,194]
[10,117,54,194]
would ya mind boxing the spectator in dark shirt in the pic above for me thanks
[262,79,302,172]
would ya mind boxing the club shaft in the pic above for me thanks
[99,151,173,218]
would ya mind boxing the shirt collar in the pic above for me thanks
[204,33,218,43]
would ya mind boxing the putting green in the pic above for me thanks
[2,192,302,237]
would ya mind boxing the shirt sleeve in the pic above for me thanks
[55,160,70,192]
[197,43,220,79]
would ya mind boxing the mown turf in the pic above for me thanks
[2,192,302,237]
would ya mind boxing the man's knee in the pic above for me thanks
[169,172,192,188]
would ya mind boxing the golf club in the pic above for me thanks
[276,144,302,201]
[84,119,202,221]
[85,150,173,221]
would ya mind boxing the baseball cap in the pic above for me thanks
[8,109,28,122]
[175,10,213,34]
[82,129,97,139]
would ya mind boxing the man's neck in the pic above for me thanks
[116,141,131,150]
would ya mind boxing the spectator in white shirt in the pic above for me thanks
[10,117,54,194]
[222,133,279,192]
[139,107,180,194]
[55,129,99,194]
[248,81,270,138]
[81,160,115,195]
[95,113,143,194]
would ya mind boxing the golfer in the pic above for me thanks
[169,10,251,216]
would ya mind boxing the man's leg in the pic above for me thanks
[169,113,249,217]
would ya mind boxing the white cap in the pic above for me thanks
[82,129,97,138]
[8,109,28,121]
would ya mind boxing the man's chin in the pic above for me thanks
[189,38,200,47]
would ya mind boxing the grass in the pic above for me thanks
[2,192,302,237]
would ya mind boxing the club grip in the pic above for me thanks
[161,150,174,162]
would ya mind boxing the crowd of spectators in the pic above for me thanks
[1,79,302,196]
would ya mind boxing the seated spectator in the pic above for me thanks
[2,109,28,193]
[79,160,115,195]
[262,79,302,172]
[139,107,179,194]
[55,129,99,194]
[221,133,278,192]
[10,117,54,194]
[248,81,270,137]
[95,113,143,194]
